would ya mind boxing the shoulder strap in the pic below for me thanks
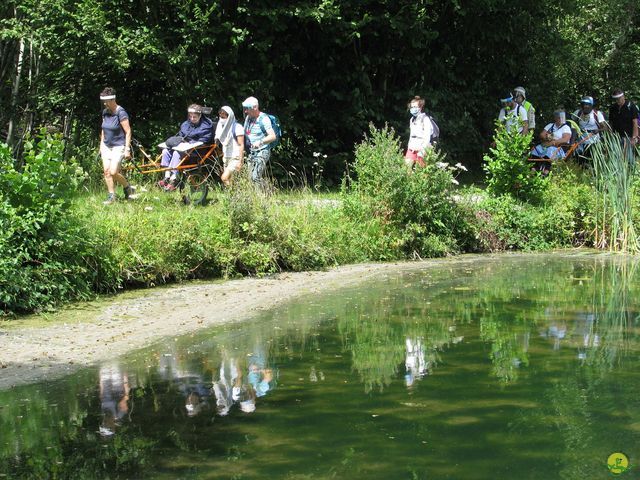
[257,113,267,135]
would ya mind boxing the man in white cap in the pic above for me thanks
[608,89,639,145]
[514,86,536,130]
[242,96,277,185]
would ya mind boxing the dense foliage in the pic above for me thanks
[0,134,113,314]
[0,125,636,316]
[1,0,639,179]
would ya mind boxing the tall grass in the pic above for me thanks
[590,132,640,253]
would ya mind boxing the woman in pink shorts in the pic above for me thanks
[405,96,433,168]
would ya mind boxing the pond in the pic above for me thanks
[1,254,639,479]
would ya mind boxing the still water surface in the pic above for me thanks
[1,255,639,479]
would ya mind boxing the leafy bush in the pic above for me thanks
[471,161,597,252]
[0,134,112,315]
[483,122,546,203]
[342,124,473,256]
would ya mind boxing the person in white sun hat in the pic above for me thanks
[513,86,536,130]
[99,87,134,205]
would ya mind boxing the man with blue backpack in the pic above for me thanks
[241,96,281,185]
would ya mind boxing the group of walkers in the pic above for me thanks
[100,84,640,205]
[495,86,639,172]
[403,86,640,175]
[98,87,277,205]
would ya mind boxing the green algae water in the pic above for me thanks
[2,254,640,479]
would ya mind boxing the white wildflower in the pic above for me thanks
[451,178,459,185]
[313,152,321,158]
[435,162,449,169]
[454,162,468,171]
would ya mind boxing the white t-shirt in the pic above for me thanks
[543,123,572,141]
[573,109,605,132]
[499,105,528,133]
[407,113,432,152]
[215,122,245,159]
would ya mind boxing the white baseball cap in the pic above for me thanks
[242,96,259,108]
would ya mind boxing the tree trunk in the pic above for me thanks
[6,37,25,146]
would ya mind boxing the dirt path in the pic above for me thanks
[0,258,482,390]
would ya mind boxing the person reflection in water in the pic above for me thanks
[575,311,600,360]
[99,363,130,437]
[239,382,257,414]
[211,346,275,416]
[543,321,567,351]
[212,356,240,416]
[248,362,273,399]
[157,349,212,417]
[405,337,428,388]
[178,370,212,417]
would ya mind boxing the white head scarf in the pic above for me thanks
[218,106,236,146]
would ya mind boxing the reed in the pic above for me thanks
[590,132,640,253]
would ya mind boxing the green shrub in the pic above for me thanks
[0,134,110,315]
[342,124,471,257]
[544,162,596,246]
[484,122,546,203]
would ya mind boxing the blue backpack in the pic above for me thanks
[239,113,282,150]
[258,113,282,149]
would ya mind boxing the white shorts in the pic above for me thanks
[224,157,241,171]
[100,143,125,166]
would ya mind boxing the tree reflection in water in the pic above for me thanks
[1,255,639,479]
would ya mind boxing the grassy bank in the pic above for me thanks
[1,128,636,316]
[73,186,401,289]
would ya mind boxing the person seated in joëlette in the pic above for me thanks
[530,109,572,175]
[158,104,213,191]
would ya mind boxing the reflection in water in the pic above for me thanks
[1,255,639,479]
[99,363,130,436]
[212,356,239,416]
[154,344,277,420]
[404,337,428,387]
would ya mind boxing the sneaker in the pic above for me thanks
[103,193,116,205]
[124,185,135,199]
[164,183,177,192]
[157,179,168,188]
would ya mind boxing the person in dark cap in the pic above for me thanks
[608,89,639,145]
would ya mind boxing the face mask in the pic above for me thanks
[219,118,227,126]
[410,107,420,116]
